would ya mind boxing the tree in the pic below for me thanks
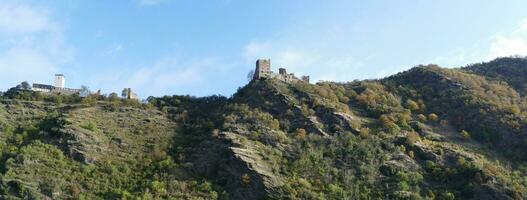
[428,113,439,121]
[20,81,31,90]
[80,85,91,97]
[241,173,251,186]
[417,114,427,122]
[406,131,420,146]
[108,93,120,101]
[247,70,255,82]
[460,130,471,140]
[406,99,419,111]
[296,128,307,140]
[408,150,415,159]
[81,95,97,107]
[438,192,455,200]
[359,127,370,138]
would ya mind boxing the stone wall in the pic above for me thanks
[252,59,310,84]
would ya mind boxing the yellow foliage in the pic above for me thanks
[428,113,439,121]
[296,128,307,140]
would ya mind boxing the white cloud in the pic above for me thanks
[0,46,57,84]
[126,57,214,97]
[243,41,368,82]
[487,18,527,59]
[0,1,72,91]
[0,3,50,34]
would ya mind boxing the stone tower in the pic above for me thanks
[278,68,287,75]
[253,59,272,79]
[301,76,310,83]
[54,74,65,88]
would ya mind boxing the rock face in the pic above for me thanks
[221,132,284,199]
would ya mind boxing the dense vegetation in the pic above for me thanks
[0,57,527,199]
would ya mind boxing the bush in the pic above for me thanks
[241,174,251,186]
[460,130,471,140]
[81,122,97,131]
[417,114,427,123]
[405,132,420,146]
[408,150,415,159]
[428,113,439,121]
[406,99,419,111]
[359,127,370,138]
[296,128,307,140]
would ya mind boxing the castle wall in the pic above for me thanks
[254,59,272,79]
[252,59,310,84]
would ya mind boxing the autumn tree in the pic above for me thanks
[460,130,471,140]
[241,173,251,186]
[428,113,439,121]
[406,99,419,111]
[296,128,307,140]
[417,114,427,123]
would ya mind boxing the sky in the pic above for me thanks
[1,0,527,98]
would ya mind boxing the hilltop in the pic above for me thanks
[0,57,527,199]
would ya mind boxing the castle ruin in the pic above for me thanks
[252,59,310,83]
[122,88,139,100]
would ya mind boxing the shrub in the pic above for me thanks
[428,113,439,121]
[460,130,471,140]
[241,174,251,186]
[440,120,449,127]
[405,132,420,146]
[438,191,455,200]
[296,128,307,140]
[359,127,370,138]
[408,150,415,159]
[406,99,419,111]
[417,114,427,123]
[81,122,97,131]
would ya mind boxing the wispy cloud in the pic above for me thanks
[125,56,220,97]
[243,40,370,83]
[487,18,527,59]
[0,1,72,91]
[102,44,124,56]
[0,3,50,34]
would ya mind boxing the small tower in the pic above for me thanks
[301,75,310,83]
[54,74,65,88]
[122,88,138,100]
[253,59,272,80]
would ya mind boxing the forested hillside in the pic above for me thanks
[1,58,527,199]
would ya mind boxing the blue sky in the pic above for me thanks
[1,0,527,97]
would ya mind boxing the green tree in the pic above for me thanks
[19,81,31,90]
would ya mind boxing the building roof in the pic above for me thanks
[32,83,54,89]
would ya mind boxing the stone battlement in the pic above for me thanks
[253,59,310,83]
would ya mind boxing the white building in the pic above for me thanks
[54,74,65,88]
[33,74,80,95]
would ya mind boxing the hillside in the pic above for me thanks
[1,58,527,199]
[464,57,527,95]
